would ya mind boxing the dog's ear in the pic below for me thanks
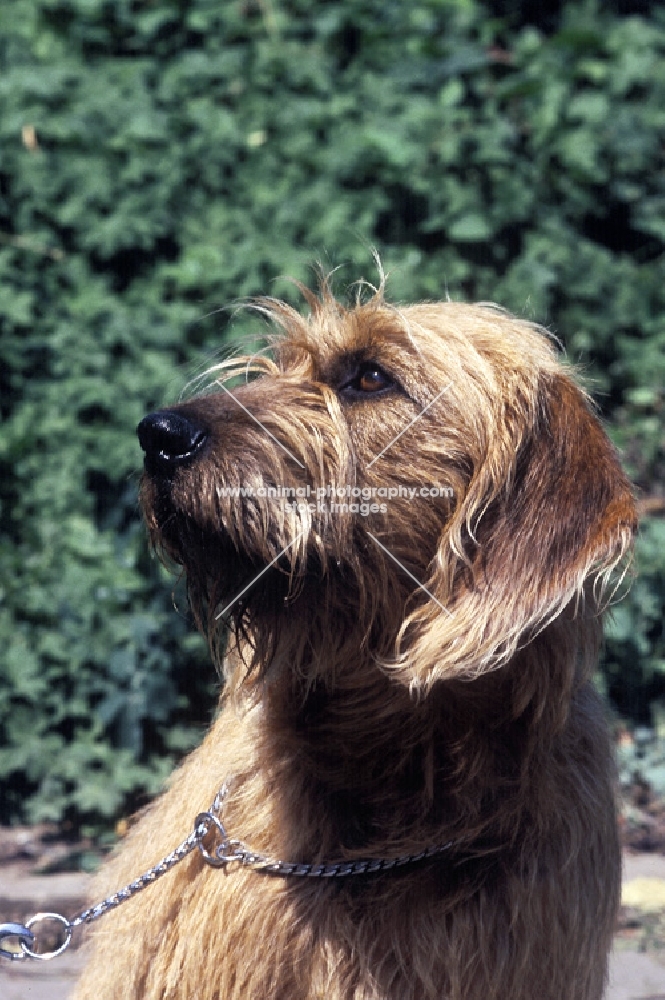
[394,373,637,690]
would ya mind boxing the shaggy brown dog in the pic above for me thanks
[74,279,636,1000]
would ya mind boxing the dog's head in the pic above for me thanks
[138,279,636,691]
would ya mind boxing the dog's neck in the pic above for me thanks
[221,602,593,856]
[228,636,526,856]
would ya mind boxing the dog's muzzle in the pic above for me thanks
[137,410,209,470]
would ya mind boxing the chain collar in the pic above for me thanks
[0,779,454,962]
[197,781,455,877]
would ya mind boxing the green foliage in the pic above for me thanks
[0,0,663,831]
[604,519,665,721]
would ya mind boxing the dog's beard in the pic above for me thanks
[137,399,458,687]
[143,479,364,668]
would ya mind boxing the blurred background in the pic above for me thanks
[0,0,663,845]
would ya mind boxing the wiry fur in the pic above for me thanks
[74,279,636,1000]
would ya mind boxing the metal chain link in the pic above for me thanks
[0,819,207,963]
[0,780,454,962]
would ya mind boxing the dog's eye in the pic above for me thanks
[340,364,394,396]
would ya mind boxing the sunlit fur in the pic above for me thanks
[74,278,636,1000]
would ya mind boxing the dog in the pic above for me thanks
[74,276,636,1000]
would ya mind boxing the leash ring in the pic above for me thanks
[20,913,72,961]
[195,811,234,867]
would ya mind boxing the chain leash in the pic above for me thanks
[0,781,454,962]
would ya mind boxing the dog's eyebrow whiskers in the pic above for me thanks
[213,379,306,470]
[179,342,262,400]
[366,531,452,618]
[203,351,277,385]
[215,531,307,621]
[244,346,275,384]
[366,381,454,468]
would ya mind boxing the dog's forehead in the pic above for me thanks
[270,301,411,378]
[310,305,418,365]
[269,294,562,396]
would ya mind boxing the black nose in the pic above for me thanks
[137,410,209,467]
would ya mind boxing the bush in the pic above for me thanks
[0,0,663,832]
